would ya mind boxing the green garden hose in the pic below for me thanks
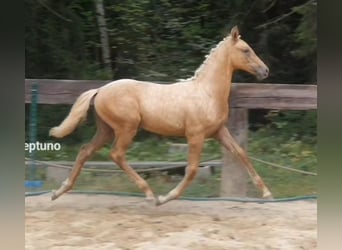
[25,190,317,203]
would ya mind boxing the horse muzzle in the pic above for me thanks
[256,66,269,80]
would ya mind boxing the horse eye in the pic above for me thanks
[242,48,250,54]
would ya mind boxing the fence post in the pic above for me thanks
[220,108,249,197]
[29,82,38,181]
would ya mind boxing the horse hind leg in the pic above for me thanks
[109,128,155,202]
[51,115,113,200]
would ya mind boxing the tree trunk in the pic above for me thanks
[94,0,112,75]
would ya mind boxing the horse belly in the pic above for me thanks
[140,112,185,136]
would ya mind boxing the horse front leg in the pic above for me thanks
[156,135,204,206]
[215,126,273,199]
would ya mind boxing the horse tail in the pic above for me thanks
[49,89,99,138]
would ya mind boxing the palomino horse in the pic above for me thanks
[50,26,272,205]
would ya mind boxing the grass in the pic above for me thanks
[25,120,317,198]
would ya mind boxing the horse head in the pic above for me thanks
[228,26,269,80]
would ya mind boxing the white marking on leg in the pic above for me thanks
[262,188,273,199]
[51,178,72,201]
[62,178,70,188]
[157,189,179,205]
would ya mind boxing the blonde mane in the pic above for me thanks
[180,35,231,82]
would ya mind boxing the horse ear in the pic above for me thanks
[230,26,240,42]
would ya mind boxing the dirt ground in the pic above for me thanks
[25,194,317,250]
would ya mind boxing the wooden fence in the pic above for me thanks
[25,79,317,197]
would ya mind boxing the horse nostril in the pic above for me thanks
[256,67,269,80]
[255,66,269,80]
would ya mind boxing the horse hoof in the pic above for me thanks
[144,196,156,205]
[263,193,273,200]
[51,191,58,201]
[153,196,161,206]
[155,195,169,206]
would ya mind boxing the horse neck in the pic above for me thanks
[193,40,234,102]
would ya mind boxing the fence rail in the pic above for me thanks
[25,79,317,110]
[25,79,317,197]
[24,160,222,169]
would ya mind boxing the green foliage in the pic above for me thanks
[249,110,316,164]
[25,104,97,144]
[25,0,317,139]
[25,0,316,82]
[292,0,317,59]
[264,110,316,143]
[28,110,316,198]
[25,1,317,197]
[247,110,317,197]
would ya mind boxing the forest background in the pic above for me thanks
[25,0,317,196]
